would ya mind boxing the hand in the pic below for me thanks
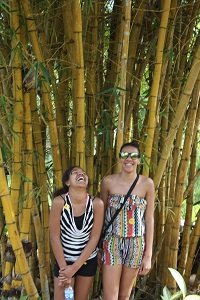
[59,264,76,279]
[138,255,151,275]
[58,276,71,287]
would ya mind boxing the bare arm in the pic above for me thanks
[144,177,155,257]
[100,176,111,211]
[49,196,67,270]
[139,177,155,275]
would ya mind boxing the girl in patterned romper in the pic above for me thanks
[100,141,155,300]
[50,166,104,300]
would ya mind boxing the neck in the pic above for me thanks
[68,188,87,203]
[120,170,138,183]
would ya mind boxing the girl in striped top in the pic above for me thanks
[50,166,104,300]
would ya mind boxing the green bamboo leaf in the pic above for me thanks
[0,1,10,13]
[38,62,51,84]
[168,268,187,298]
[34,61,39,90]
[98,87,115,97]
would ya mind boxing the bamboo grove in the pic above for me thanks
[0,0,200,299]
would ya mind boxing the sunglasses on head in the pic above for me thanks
[119,151,140,160]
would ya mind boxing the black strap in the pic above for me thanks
[102,173,139,238]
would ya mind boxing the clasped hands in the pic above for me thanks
[58,265,75,287]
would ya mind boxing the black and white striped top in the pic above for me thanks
[60,193,97,262]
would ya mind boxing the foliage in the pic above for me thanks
[0,0,200,298]
[161,268,200,300]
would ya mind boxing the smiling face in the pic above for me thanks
[66,167,89,188]
[119,145,140,173]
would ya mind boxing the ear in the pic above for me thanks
[65,180,70,187]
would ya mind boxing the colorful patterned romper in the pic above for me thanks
[102,194,147,268]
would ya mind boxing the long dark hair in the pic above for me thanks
[53,165,79,197]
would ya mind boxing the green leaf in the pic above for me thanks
[162,286,172,300]
[38,62,51,84]
[168,268,187,298]
[170,290,183,299]
[0,1,10,13]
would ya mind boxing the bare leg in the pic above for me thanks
[54,276,75,300]
[103,264,122,300]
[54,276,65,300]
[118,265,139,300]
[74,275,94,300]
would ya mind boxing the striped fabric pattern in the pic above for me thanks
[60,193,97,262]
[104,194,147,238]
[103,235,145,267]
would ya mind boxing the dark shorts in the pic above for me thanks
[54,256,97,277]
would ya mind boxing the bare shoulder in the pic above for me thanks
[93,196,104,209]
[140,175,154,186]
[101,174,113,184]
[51,195,65,209]
[101,173,120,186]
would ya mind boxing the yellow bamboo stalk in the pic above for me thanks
[183,170,200,200]
[143,0,171,176]
[178,137,197,275]
[56,72,69,172]
[178,74,200,275]
[156,67,170,242]
[20,0,62,187]
[153,43,200,188]
[32,198,50,300]
[100,3,123,177]
[71,0,86,169]
[160,120,184,285]
[28,219,36,280]
[85,1,99,194]
[30,89,50,276]
[115,0,131,173]
[19,92,33,240]
[126,0,145,120]
[62,0,77,166]
[184,211,200,284]
[0,150,39,299]
[157,0,177,111]
[12,92,34,295]
[125,40,155,139]
[10,0,23,219]
[167,82,200,289]
[14,90,34,297]
[2,262,13,294]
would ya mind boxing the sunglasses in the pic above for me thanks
[119,151,140,160]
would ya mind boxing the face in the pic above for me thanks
[119,146,140,172]
[66,167,88,187]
